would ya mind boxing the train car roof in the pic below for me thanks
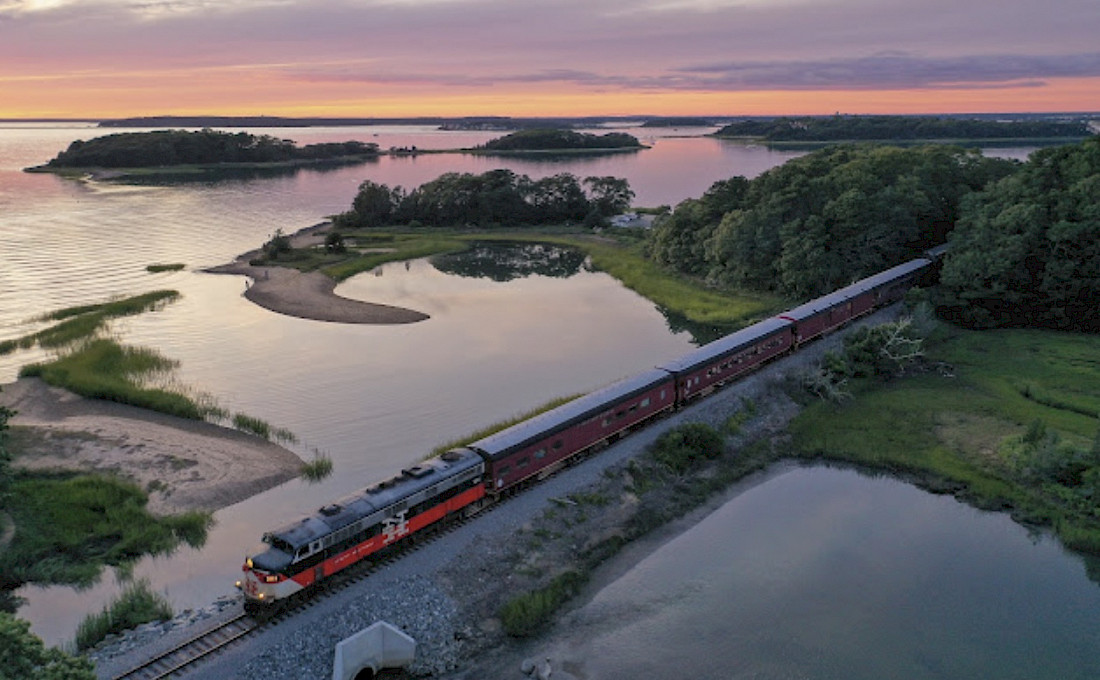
[468,368,673,460]
[657,317,792,374]
[855,258,930,291]
[778,259,929,322]
[265,448,484,550]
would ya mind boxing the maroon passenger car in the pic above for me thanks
[658,317,793,402]
[465,369,676,494]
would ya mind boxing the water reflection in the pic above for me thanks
[109,156,380,185]
[430,242,588,282]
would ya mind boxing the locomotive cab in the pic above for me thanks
[238,534,300,609]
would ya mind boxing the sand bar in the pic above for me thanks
[1,378,303,515]
[204,223,430,325]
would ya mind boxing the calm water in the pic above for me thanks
[0,123,1060,653]
[566,466,1100,680]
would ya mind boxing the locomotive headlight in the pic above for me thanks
[235,580,242,589]
[245,558,253,569]
[257,593,265,600]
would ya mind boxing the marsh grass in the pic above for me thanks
[146,263,185,273]
[300,452,334,482]
[19,339,209,420]
[430,394,583,458]
[73,579,173,651]
[1,290,179,356]
[2,472,212,588]
[790,326,1100,552]
[500,570,588,637]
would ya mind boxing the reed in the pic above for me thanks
[73,579,173,651]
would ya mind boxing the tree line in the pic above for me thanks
[646,137,1100,333]
[334,169,634,229]
[477,128,642,152]
[43,129,379,168]
[714,115,1093,141]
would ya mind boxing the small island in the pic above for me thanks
[471,128,645,155]
[24,129,380,178]
[714,114,1095,143]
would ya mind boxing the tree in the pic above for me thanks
[583,176,634,216]
[0,613,95,680]
[262,229,291,260]
[346,180,400,228]
[323,231,346,254]
[939,136,1100,331]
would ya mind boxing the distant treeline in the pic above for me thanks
[640,117,714,128]
[41,129,379,168]
[646,137,1100,332]
[714,115,1094,141]
[334,169,633,229]
[477,129,642,152]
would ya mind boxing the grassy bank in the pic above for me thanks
[0,290,179,356]
[790,326,1100,552]
[0,472,211,588]
[269,227,782,327]
[19,338,213,420]
[73,579,173,651]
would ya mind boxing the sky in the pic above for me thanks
[1,0,1098,119]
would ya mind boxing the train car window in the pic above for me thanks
[602,418,610,427]
[660,390,666,400]
[553,439,563,449]
[517,457,529,469]
[499,465,511,476]
[641,398,651,408]
[534,449,546,459]
[628,405,637,414]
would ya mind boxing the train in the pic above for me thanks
[238,248,945,610]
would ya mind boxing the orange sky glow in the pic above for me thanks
[1,0,1097,120]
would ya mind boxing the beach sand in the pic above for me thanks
[1,378,303,515]
[204,223,430,325]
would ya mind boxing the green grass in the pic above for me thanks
[790,326,1100,550]
[19,338,210,420]
[430,394,583,457]
[1,472,211,588]
[1,290,179,355]
[231,412,298,444]
[300,452,334,482]
[146,263,185,273]
[500,570,588,637]
[73,579,173,651]
[251,227,779,327]
[465,233,782,326]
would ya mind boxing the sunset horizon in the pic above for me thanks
[3,0,1097,121]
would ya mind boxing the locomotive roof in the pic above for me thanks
[264,447,483,550]
[657,317,791,374]
[467,368,673,459]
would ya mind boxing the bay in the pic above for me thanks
[0,122,1058,653]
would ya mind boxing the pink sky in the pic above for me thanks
[1,0,1098,118]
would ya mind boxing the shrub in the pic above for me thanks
[647,423,725,474]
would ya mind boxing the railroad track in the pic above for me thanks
[109,613,257,680]
[106,506,483,679]
[106,440,609,678]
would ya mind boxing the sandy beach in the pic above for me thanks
[204,223,430,325]
[0,378,303,515]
